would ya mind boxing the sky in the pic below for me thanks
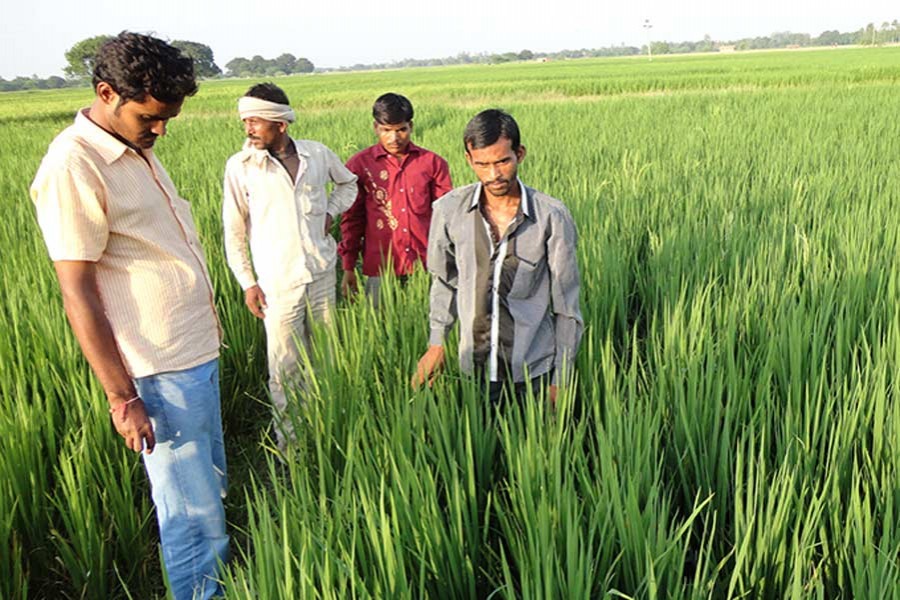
[1,0,896,79]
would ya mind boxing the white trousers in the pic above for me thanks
[263,270,335,448]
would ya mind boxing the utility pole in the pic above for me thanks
[643,19,653,61]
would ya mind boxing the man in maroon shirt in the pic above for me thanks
[339,93,453,305]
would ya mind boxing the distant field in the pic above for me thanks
[2,47,900,598]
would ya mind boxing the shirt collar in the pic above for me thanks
[372,141,422,160]
[468,178,532,219]
[73,109,137,165]
[240,136,310,166]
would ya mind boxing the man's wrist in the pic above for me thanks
[107,389,139,404]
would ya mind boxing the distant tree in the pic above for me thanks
[815,30,843,45]
[64,35,112,79]
[274,53,297,73]
[171,40,221,78]
[518,49,534,61]
[225,57,251,77]
[860,23,877,44]
[249,55,268,73]
[650,41,671,55]
[45,75,67,89]
[294,57,314,73]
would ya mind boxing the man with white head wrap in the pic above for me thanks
[223,82,358,449]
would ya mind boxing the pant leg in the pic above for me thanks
[264,272,336,448]
[135,359,229,600]
[263,286,309,449]
[302,269,336,350]
[364,275,381,309]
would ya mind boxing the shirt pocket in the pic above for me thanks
[507,242,546,299]
[407,173,435,215]
[299,183,327,215]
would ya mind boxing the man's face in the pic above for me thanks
[374,121,412,157]
[244,117,286,150]
[101,89,183,149]
[465,136,527,198]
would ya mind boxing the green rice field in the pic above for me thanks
[2,46,900,598]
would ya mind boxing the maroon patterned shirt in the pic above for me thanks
[339,142,453,276]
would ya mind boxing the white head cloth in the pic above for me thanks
[238,96,296,123]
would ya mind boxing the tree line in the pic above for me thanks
[329,20,900,71]
[1,20,897,92]
[1,36,315,92]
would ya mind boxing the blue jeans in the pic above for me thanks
[135,358,229,600]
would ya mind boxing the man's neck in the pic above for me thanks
[268,135,293,158]
[481,186,521,210]
[86,102,143,154]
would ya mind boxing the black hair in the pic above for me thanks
[245,82,291,105]
[92,32,197,104]
[463,109,520,152]
[372,93,414,124]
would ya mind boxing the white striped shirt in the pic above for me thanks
[31,110,221,378]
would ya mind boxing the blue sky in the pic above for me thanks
[1,0,896,78]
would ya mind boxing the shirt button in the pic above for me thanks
[403,228,408,232]
[399,188,404,193]
[405,247,410,252]
[401,208,406,212]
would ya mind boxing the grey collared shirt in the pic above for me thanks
[428,180,583,386]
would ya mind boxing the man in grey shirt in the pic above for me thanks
[412,109,583,405]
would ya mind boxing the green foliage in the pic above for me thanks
[224,54,315,77]
[63,34,112,79]
[2,46,900,597]
[171,40,222,78]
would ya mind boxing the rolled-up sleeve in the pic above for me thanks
[326,149,358,217]
[31,157,109,262]
[338,155,367,271]
[427,203,458,346]
[547,207,583,386]
[222,160,257,290]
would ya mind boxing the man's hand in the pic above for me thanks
[244,285,267,319]
[412,345,445,388]
[109,394,156,454]
[52,260,156,454]
[342,270,359,300]
[325,214,334,235]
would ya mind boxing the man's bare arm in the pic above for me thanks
[53,260,156,453]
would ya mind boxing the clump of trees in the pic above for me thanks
[62,35,223,79]
[646,21,900,55]
[0,75,73,92]
[0,35,223,92]
[224,54,314,77]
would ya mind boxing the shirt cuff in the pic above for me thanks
[429,326,447,347]
[341,254,359,271]
[237,273,257,290]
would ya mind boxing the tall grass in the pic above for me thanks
[1,47,899,597]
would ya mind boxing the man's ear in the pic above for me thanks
[516,145,527,163]
[95,81,119,106]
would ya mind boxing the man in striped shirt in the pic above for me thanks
[31,33,227,600]
[412,109,583,405]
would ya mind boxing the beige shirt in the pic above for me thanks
[31,110,221,378]
[222,138,358,294]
